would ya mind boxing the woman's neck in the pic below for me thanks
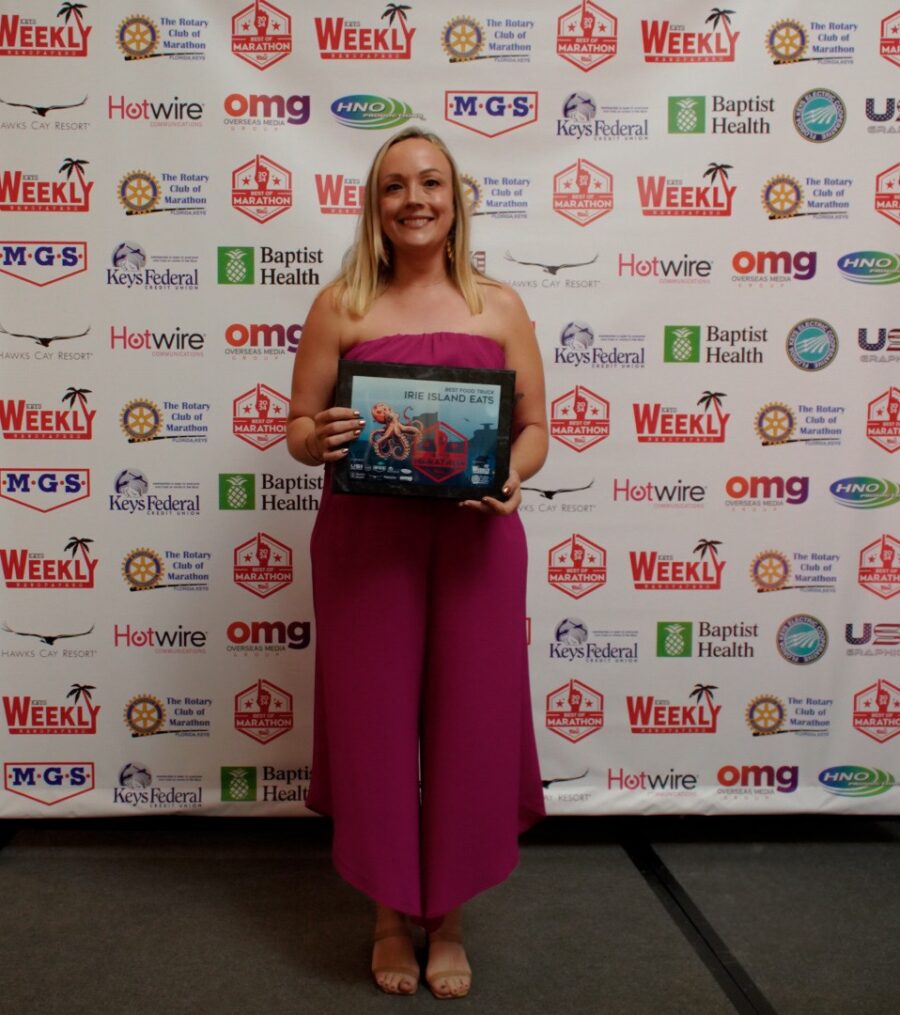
[389,249,451,290]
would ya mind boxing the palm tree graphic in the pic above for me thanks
[705,8,735,33]
[57,3,88,25]
[64,536,94,565]
[382,4,411,26]
[62,387,91,411]
[59,157,89,181]
[703,163,732,187]
[67,683,95,705]
[690,683,718,711]
[697,390,726,427]
[693,538,722,562]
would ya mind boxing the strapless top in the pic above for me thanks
[343,332,505,371]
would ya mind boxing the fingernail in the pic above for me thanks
[340,448,349,455]
[503,486,510,496]
[353,410,362,418]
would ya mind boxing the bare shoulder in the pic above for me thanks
[480,279,528,317]
[477,280,532,346]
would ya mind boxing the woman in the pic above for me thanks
[287,127,547,998]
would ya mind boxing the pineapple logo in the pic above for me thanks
[221,766,257,802]
[664,326,700,363]
[668,96,706,134]
[657,621,693,657]
[219,473,256,510]
[218,246,255,285]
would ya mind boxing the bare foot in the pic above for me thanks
[426,908,471,1000]
[372,905,419,995]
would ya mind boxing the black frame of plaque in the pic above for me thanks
[332,359,515,500]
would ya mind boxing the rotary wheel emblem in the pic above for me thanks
[762,175,803,218]
[124,694,166,736]
[119,171,161,215]
[766,19,808,63]
[459,173,482,214]
[750,550,791,592]
[442,16,485,61]
[121,399,163,442]
[117,16,160,60]
[755,402,795,444]
[746,694,786,735]
[122,547,164,590]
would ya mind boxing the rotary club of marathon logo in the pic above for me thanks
[233,532,293,598]
[547,534,607,599]
[116,13,207,61]
[764,17,857,66]
[545,678,604,742]
[749,549,838,594]
[858,535,900,600]
[556,3,617,71]
[553,159,613,225]
[123,694,211,737]
[853,679,900,743]
[867,388,900,452]
[119,398,209,444]
[233,384,289,450]
[117,169,207,216]
[121,547,210,592]
[440,14,532,64]
[0,3,92,58]
[232,155,292,223]
[232,1,291,69]
[234,678,293,744]
[550,385,609,451]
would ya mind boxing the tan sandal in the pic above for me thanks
[371,928,420,995]
[426,930,472,1000]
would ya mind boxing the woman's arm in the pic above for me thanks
[286,289,362,467]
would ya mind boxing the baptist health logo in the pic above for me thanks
[221,766,257,801]
[664,326,700,363]
[219,473,255,510]
[657,622,692,657]
[218,246,254,285]
[669,97,705,134]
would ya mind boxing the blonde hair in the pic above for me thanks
[333,127,489,317]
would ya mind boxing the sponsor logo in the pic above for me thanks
[232,155,291,224]
[111,465,201,517]
[731,249,816,284]
[657,620,757,658]
[331,94,419,130]
[121,547,209,592]
[502,249,603,290]
[113,623,207,653]
[793,88,845,143]
[232,1,291,69]
[0,240,86,286]
[669,94,773,135]
[558,91,648,142]
[750,548,838,595]
[556,322,645,368]
[442,13,533,63]
[859,327,900,365]
[617,250,712,283]
[875,163,900,227]
[765,17,857,65]
[444,91,538,138]
[761,174,850,220]
[853,679,900,743]
[846,622,900,657]
[553,159,612,225]
[831,476,900,509]
[717,764,799,795]
[0,157,92,212]
[235,679,293,744]
[119,398,209,444]
[124,693,211,737]
[0,388,94,441]
[746,694,832,737]
[785,318,837,371]
[0,93,89,131]
[220,473,255,510]
[108,94,203,126]
[628,685,720,734]
[107,241,198,292]
[221,766,257,801]
[1,620,95,659]
[218,246,254,285]
[233,384,288,450]
[317,8,413,60]
[858,535,900,600]
[0,5,91,57]
[550,386,609,451]
[1,537,97,589]
[630,538,724,591]
[547,534,606,599]
[607,767,698,795]
[638,162,734,217]
[3,684,99,734]
[556,3,617,71]
[642,9,738,63]
[227,472,321,511]
[463,172,532,220]
[114,763,202,809]
[725,474,809,509]
[217,245,322,286]
[234,532,292,598]
[837,251,900,286]
[116,14,207,62]
[226,618,311,653]
[224,92,309,130]
[117,169,207,216]
[550,617,637,664]
[546,679,604,742]
[315,174,363,215]
[866,97,900,132]
[0,468,90,512]
[665,323,768,365]
[776,614,828,665]
[4,762,94,805]
[0,320,91,362]
[754,400,844,447]
[221,764,310,803]
[614,477,706,508]
[224,322,301,358]
[633,392,728,444]
[664,325,700,363]
[881,11,900,67]
[520,477,598,515]
[110,324,204,357]
[819,765,896,797]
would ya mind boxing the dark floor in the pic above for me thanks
[1,816,897,1015]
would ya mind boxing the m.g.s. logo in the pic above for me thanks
[0,468,90,511]
[0,241,87,286]
[444,91,538,138]
[4,762,95,805]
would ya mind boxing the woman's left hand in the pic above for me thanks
[459,468,522,515]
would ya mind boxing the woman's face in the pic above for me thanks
[377,138,455,258]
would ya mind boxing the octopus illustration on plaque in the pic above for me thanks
[369,402,424,460]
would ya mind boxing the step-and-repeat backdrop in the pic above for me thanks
[1,2,898,817]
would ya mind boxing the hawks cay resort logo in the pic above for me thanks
[745,693,832,738]
[0,92,89,132]
[556,320,645,368]
[224,91,309,130]
[1,617,95,660]
[519,475,598,515]
[121,546,210,593]
[760,174,851,221]
[637,162,735,217]
[0,156,92,212]
[550,616,637,664]
[114,763,202,810]
[462,172,531,221]
[232,155,291,224]
[731,248,817,286]
[316,5,414,60]
[765,17,858,66]
[642,7,738,63]
[875,163,900,227]
[754,399,845,447]
[116,12,207,62]
[793,88,845,143]
[867,387,900,453]
[442,13,533,63]
[119,397,209,445]
[107,241,198,292]
[553,160,612,225]
[1,386,95,440]
[331,94,421,130]
[547,533,606,599]
[109,93,203,127]
[664,322,767,365]
[668,95,773,135]
[0,241,87,287]
[232,1,290,69]
[556,3,617,72]
[656,619,757,658]
[445,90,538,138]
[550,385,609,451]
[749,548,838,595]
[218,245,323,287]
[1,536,97,590]
[837,251,900,286]
[0,2,91,57]
[627,684,720,735]
[117,167,207,217]
[630,538,725,591]
[110,322,204,357]
[557,91,648,142]
[0,319,91,364]
[109,467,199,517]
[866,96,900,134]
[224,322,301,359]
[0,468,90,513]
[3,683,99,736]
[501,249,602,290]
[233,384,288,451]
[881,10,900,68]
[5,762,95,806]
[545,679,604,743]
[632,391,729,443]
[846,621,900,658]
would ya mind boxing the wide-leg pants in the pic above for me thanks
[307,487,546,920]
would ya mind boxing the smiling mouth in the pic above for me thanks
[398,216,434,227]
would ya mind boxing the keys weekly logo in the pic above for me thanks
[0,387,95,440]
[630,538,724,591]
[641,7,739,63]
[0,536,97,589]
[632,391,729,443]
[0,157,92,212]
[627,685,720,734]
[637,162,735,217]
[0,4,92,57]
[314,8,415,59]
[3,684,99,734]
[315,174,364,215]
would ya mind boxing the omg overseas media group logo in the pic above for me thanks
[232,1,290,69]
[724,472,809,511]
[316,6,413,60]
[442,13,533,63]
[223,91,309,131]
[731,249,817,286]
[116,13,207,62]
[0,2,91,57]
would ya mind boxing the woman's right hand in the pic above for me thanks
[307,407,364,463]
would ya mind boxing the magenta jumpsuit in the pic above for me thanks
[307,332,545,922]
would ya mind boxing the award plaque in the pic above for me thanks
[332,360,515,500]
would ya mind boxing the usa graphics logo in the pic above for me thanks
[546,679,604,743]
[642,9,738,63]
[231,2,291,69]
[0,537,97,590]
[0,241,87,287]
[316,8,414,59]
[232,156,291,224]
[638,163,735,217]
[0,157,92,212]
[632,392,729,444]
[0,5,91,57]
[550,386,609,451]
[233,384,288,450]
[4,762,94,805]
[0,468,90,512]
[444,91,538,138]
[233,532,293,598]
[846,621,900,657]
[547,534,606,599]
[630,539,724,591]
[556,4,617,71]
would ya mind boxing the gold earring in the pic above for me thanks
[446,236,455,263]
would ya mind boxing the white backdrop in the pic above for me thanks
[1,1,898,817]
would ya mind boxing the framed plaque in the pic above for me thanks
[332,360,515,500]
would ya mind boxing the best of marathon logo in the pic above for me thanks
[881,10,900,68]
[0,468,89,512]
[233,532,293,598]
[545,679,604,743]
[633,391,729,443]
[553,160,612,225]
[232,155,291,224]
[3,684,99,735]
[234,679,293,744]
[641,8,739,63]
[875,163,900,226]
[4,762,95,806]
[233,385,288,450]
[637,163,735,217]
[556,3,617,71]
[0,5,91,57]
[0,241,87,287]
[550,386,609,451]
[547,534,607,599]
[858,535,900,600]
[0,157,92,212]
[853,679,900,744]
[232,2,291,69]
[315,8,414,59]
[630,539,725,591]
[445,91,538,138]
